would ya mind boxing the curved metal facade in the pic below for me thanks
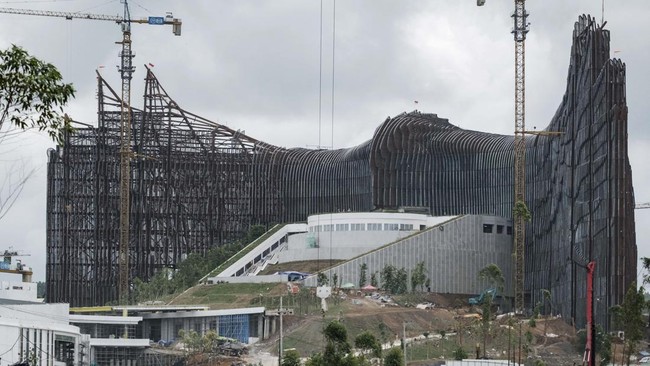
[47,14,635,328]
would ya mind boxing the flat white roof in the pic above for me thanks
[89,338,150,347]
[113,305,209,313]
[142,307,265,319]
[69,314,142,325]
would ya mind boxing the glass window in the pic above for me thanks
[400,224,413,231]
[483,224,494,234]
[496,225,504,234]
[384,223,399,231]
[507,226,513,235]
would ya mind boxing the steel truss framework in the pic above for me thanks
[47,15,635,329]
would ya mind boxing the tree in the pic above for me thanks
[395,268,408,294]
[477,263,505,358]
[354,331,382,359]
[304,321,368,366]
[384,348,403,366]
[381,265,396,293]
[513,200,531,222]
[282,349,301,366]
[317,272,329,286]
[611,283,646,366]
[359,263,368,288]
[0,45,75,143]
[0,45,75,221]
[411,261,427,292]
[370,272,378,287]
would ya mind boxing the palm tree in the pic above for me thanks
[477,263,505,358]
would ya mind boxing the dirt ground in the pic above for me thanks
[255,291,586,365]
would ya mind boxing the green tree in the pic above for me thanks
[384,348,403,366]
[381,265,396,293]
[370,272,378,287]
[305,321,367,366]
[410,261,427,292]
[395,267,408,294]
[0,45,75,143]
[611,283,646,366]
[282,349,301,366]
[359,263,368,288]
[317,272,329,286]
[513,200,531,222]
[477,263,505,358]
[354,331,382,359]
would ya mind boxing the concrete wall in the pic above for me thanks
[304,215,513,297]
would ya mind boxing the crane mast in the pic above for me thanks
[117,0,134,305]
[0,2,181,304]
[512,0,529,315]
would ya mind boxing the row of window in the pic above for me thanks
[309,223,415,232]
[483,224,512,235]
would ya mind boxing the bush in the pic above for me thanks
[452,346,468,360]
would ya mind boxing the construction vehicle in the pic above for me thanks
[0,2,182,304]
[469,288,497,305]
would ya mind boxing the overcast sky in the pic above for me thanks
[0,0,648,283]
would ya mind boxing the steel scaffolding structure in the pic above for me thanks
[47,16,635,329]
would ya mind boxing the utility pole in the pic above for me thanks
[279,296,283,366]
[403,321,407,366]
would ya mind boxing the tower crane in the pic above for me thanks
[478,0,529,315]
[0,2,182,304]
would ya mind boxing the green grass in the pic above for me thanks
[172,282,286,308]
[204,224,285,279]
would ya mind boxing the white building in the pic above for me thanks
[0,276,88,365]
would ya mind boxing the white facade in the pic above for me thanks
[0,280,37,301]
[70,314,150,365]
[208,213,457,281]
[0,302,87,366]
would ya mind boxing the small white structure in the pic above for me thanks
[69,314,150,365]
[0,257,88,365]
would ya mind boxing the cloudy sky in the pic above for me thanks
[0,0,648,283]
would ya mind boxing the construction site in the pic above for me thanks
[0,0,646,365]
[46,7,635,330]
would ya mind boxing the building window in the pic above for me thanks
[351,223,365,231]
[323,224,333,232]
[367,223,382,231]
[506,226,513,235]
[384,223,399,231]
[335,223,349,231]
[400,224,413,231]
[483,224,494,233]
[496,225,504,234]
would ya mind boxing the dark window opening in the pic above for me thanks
[496,225,504,234]
[483,224,494,234]
[506,226,513,235]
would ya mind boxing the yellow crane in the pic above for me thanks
[0,2,182,304]
[478,0,529,315]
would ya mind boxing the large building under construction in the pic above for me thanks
[47,16,636,327]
